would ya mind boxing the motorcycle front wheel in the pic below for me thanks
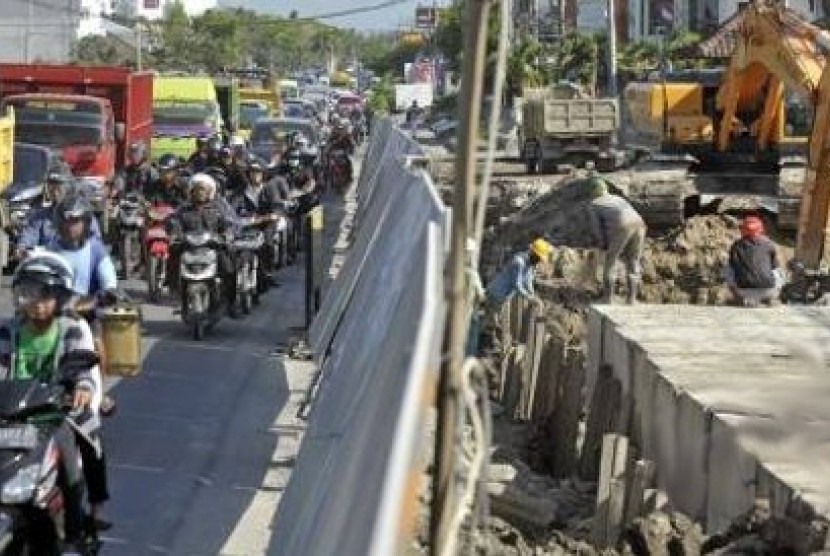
[193,320,204,341]
[147,256,164,302]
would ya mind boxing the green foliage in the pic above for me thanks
[124,5,392,75]
[367,78,394,114]
[71,35,135,67]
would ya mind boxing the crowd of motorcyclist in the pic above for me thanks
[0,110,358,553]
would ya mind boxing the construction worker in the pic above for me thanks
[725,214,783,306]
[486,238,552,310]
[585,175,646,304]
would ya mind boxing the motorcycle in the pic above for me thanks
[178,231,224,341]
[143,202,176,302]
[327,150,351,195]
[231,228,264,315]
[114,192,145,280]
[0,377,100,555]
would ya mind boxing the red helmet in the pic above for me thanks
[740,215,764,238]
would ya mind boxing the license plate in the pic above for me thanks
[0,424,38,450]
[146,228,167,239]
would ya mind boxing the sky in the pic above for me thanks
[217,0,423,31]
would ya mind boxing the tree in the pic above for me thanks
[71,35,130,66]
[289,10,299,20]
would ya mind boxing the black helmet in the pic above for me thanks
[247,156,265,173]
[56,194,93,248]
[207,136,222,154]
[157,153,179,172]
[46,170,70,184]
[12,252,75,310]
[12,251,74,311]
[219,146,233,160]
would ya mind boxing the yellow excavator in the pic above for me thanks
[619,0,825,231]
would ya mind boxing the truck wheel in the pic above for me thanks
[526,159,538,174]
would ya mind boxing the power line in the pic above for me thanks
[301,0,416,20]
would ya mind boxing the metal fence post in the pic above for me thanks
[305,205,325,330]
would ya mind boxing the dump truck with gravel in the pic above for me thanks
[520,84,621,174]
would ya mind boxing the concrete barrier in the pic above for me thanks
[272,119,447,555]
[587,304,830,536]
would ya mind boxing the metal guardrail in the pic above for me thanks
[271,118,447,555]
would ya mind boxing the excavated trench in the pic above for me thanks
[409,163,810,555]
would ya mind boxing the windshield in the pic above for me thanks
[240,103,269,129]
[16,123,102,148]
[4,98,103,127]
[251,122,317,145]
[153,101,218,127]
[13,147,48,185]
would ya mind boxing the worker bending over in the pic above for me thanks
[725,214,783,307]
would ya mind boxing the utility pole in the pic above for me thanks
[136,23,143,71]
[430,0,493,554]
[606,0,618,96]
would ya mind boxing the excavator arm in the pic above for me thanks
[715,2,828,153]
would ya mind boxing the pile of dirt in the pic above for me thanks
[484,173,766,306]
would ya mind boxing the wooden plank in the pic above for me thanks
[623,460,655,524]
[549,348,585,478]
[531,337,563,421]
[592,434,629,547]
[524,317,548,420]
[580,364,622,481]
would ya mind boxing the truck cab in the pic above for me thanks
[3,94,120,183]
[152,76,222,160]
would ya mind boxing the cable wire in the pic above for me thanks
[440,358,490,556]
[471,0,510,266]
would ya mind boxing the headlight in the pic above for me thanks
[1,463,40,504]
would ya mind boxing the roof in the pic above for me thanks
[698,9,745,58]
[699,4,826,58]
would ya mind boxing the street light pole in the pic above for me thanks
[606,0,618,96]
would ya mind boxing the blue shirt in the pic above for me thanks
[46,238,117,296]
[18,207,102,250]
[486,252,535,305]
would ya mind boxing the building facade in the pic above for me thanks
[0,0,82,63]
[115,0,218,20]
[625,0,823,41]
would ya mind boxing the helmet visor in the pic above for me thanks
[13,281,59,307]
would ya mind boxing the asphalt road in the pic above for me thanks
[0,181,353,554]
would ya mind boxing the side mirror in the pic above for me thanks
[114,122,126,142]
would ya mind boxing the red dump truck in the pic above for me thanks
[0,64,153,188]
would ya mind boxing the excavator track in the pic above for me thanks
[605,155,806,231]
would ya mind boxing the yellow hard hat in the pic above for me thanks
[529,238,553,261]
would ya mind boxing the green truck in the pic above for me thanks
[151,75,222,160]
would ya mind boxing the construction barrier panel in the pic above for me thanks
[272,119,447,555]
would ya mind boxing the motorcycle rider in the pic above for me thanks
[144,154,188,207]
[227,158,283,284]
[118,141,158,195]
[187,135,213,173]
[224,145,250,197]
[166,173,241,317]
[17,172,102,256]
[0,253,101,552]
[46,194,118,529]
[324,121,355,182]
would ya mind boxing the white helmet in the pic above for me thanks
[188,173,217,200]
[230,135,246,148]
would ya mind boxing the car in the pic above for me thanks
[283,99,318,121]
[249,117,321,164]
